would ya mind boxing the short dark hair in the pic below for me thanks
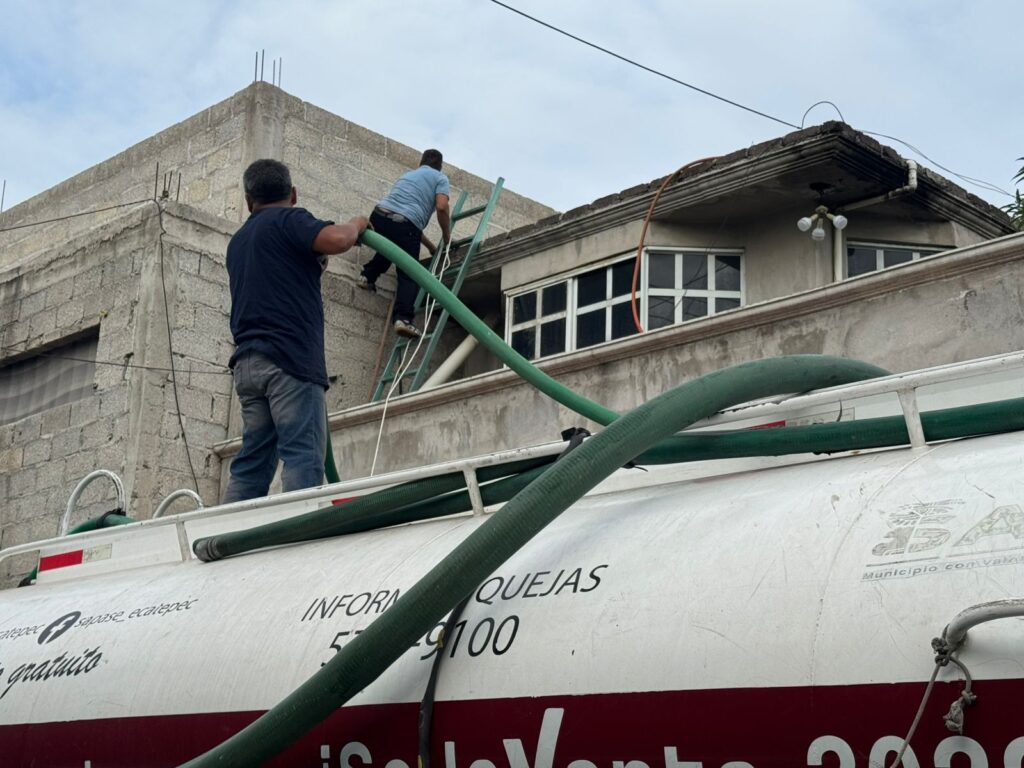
[243,159,293,204]
[420,149,443,171]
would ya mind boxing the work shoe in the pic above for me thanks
[356,274,376,292]
[394,319,422,339]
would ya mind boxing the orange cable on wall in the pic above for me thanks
[630,157,719,333]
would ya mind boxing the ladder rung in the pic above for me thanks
[453,204,487,221]
[454,236,475,248]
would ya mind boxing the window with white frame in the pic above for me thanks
[646,249,743,330]
[846,242,946,278]
[507,249,744,361]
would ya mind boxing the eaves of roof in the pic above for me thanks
[469,122,1014,279]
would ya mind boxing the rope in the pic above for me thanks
[886,662,940,768]
[886,636,976,768]
[630,158,718,333]
[368,237,455,476]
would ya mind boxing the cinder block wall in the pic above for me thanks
[0,83,556,273]
[0,204,236,587]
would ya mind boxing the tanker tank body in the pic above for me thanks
[2,357,1024,767]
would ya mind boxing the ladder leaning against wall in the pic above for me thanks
[370,178,504,402]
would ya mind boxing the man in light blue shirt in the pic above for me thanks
[359,149,452,338]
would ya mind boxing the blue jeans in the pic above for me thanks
[222,351,327,503]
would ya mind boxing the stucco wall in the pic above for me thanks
[308,233,1024,479]
[500,204,983,305]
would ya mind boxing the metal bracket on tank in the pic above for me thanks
[60,470,127,535]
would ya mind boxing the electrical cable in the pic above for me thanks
[630,157,719,333]
[861,130,1013,198]
[153,200,201,494]
[801,100,846,128]
[0,345,231,376]
[487,0,799,131]
[0,199,151,233]
[488,1,1012,201]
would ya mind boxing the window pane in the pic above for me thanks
[541,283,567,316]
[883,248,914,268]
[576,310,605,348]
[715,256,741,291]
[511,328,535,359]
[683,254,708,290]
[0,334,98,426]
[577,267,606,307]
[611,260,633,297]
[847,247,877,277]
[512,293,536,324]
[715,297,741,314]
[682,297,707,321]
[539,319,566,357]
[648,297,675,329]
[611,302,638,340]
[649,252,675,288]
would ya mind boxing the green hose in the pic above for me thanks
[324,414,341,484]
[195,456,552,561]
[359,230,620,425]
[179,355,886,767]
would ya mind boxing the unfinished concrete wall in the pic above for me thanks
[0,204,237,587]
[284,233,1024,478]
[0,83,556,275]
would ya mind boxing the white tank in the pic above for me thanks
[1,426,1023,767]
[6,351,1024,768]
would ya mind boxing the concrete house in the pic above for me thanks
[0,87,1019,587]
[314,122,1019,478]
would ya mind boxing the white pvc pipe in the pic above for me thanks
[423,333,481,389]
[154,488,205,519]
[832,226,845,283]
[944,598,1024,648]
[423,313,497,390]
[60,470,126,535]
[844,159,919,212]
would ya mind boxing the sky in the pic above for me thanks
[0,0,1022,216]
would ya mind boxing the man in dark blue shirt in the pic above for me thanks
[223,159,368,503]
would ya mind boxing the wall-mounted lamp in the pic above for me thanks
[797,205,847,240]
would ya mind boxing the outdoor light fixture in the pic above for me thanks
[797,205,847,240]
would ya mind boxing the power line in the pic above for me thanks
[0,345,231,376]
[153,199,201,493]
[488,0,1013,200]
[0,199,151,234]
[488,0,800,131]
[860,131,1012,198]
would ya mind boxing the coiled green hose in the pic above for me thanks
[179,355,886,767]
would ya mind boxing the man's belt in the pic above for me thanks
[374,207,409,224]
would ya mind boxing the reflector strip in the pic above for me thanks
[38,550,84,571]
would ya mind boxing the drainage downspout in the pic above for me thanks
[844,159,919,213]
[833,159,919,282]
[832,226,845,283]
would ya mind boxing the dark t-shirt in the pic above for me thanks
[227,207,333,387]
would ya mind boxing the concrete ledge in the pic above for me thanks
[211,230,1024,459]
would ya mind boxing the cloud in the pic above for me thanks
[0,0,1020,214]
